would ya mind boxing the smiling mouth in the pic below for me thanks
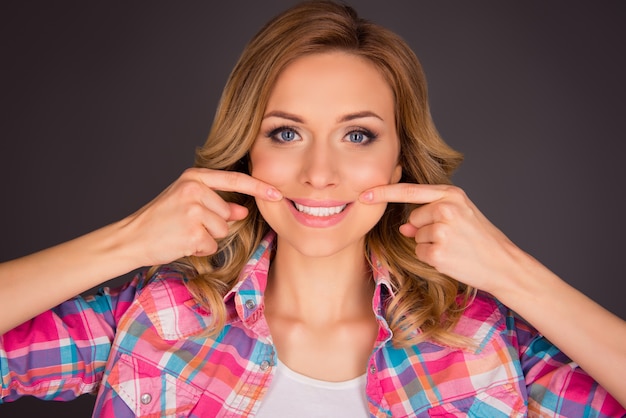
[292,201,348,217]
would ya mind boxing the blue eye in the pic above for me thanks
[346,129,377,145]
[266,126,300,143]
[279,129,297,142]
[348,131,366,143]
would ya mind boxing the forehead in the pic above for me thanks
[265,51,395,117]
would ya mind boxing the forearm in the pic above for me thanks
[0,169,282,335]
[362,183,626,405]
[0,219,140,334]
[493,249,626,407]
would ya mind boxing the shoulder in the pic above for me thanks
[135,264,193,300]
[131,264,197,313]
[452,291,532,353]
[118,264,213,340]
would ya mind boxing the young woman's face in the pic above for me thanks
[250,51,402,258]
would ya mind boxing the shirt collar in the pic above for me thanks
[222,231,274,336]
[369,251,395,317]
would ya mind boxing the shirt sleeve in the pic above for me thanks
[510,311,625,417]
[0,271,144,403]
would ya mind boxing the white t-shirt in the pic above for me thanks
[255,359,369,417]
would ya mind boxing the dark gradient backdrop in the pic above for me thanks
[1,1,624,416]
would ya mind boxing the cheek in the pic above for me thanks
[249,149,293,186]
[254,196,274,221]
[347,157,401,191]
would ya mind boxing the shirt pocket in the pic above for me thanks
[109,353,202,418]
[427,383,526,418]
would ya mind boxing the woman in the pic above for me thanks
[1,1,624,416]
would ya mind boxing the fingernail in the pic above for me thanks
[360,191,373,202]
[267,187,283,200]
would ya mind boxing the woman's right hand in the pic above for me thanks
[119,168,283,267]
[0,168,282,333]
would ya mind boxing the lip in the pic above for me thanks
[286,198,352,228]
[290,198,351,207]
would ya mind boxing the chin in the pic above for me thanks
[274,230,368,260]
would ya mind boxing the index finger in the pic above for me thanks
[193,169,283,201]
[359,183,447,204]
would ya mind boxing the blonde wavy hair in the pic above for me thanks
[177,0,474,347]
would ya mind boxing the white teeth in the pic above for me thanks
[294,202,347,217]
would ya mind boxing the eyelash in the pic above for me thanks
[264,125,379,145]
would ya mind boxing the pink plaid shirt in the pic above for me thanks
[1,232,623,417]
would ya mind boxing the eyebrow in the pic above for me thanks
[263,110,304,123]
[262,110,384,123]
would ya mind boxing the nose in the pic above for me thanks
[299,139,339,189]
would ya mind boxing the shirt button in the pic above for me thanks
[260,360,271,371]
[245,299,256,310]
[369,365,377,374]
[140,393,152,405]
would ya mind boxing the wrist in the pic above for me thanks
[488,244,558,312]
[99,216,149,273]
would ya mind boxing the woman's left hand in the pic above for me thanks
[360,183,526,296]
[361,183,626,409]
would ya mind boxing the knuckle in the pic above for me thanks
[402,184,420,201]
[188,229,218,256]
[188,230,204,254]
[181,167,200,180]
[431,223,448,242]
[444,185,461,196]
[427,245,445,267]
[211,200,231,220]
[211,221,230,239]
[444,187,474,218]
[195,240,218,256]
[434,202,456,221]
[185,234,205,257]
[446,185,469,203]
[184,202,205,219]
[408,209,421,225]
[415,244,441,268]
[187,227,206,245]
[223,171,242,189]
[178,180,202,199]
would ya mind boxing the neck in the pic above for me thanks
[265,238,374,323]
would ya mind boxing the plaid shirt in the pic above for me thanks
[1,232,623,417]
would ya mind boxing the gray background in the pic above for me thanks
[1,1,624,415]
